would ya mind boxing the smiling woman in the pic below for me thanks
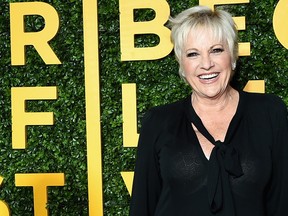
[129,5,288,216]
[182,28,233,100]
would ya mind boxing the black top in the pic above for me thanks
[129,91,288,216]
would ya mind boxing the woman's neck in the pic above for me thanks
[191,86,238,114]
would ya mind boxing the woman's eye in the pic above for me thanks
[186,52,198,57]
[211,48,224,54]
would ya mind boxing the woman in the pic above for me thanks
[129,6,288,216]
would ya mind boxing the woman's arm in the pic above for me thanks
[266,97,288,216]
[129,110,162,216]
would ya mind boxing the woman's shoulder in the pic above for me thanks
[150,97,188,113]
[141,96,190,126]
[148,96,190,117]
[241,91,287,113]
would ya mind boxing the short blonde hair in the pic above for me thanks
[169,6,238,79]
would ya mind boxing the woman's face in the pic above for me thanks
[181,28,233,99]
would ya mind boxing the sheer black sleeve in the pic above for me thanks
[129,109,162,216]
[265,97,288,215]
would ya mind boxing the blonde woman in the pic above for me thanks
[130,6,288,216]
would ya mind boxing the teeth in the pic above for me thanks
[199,73,218,80]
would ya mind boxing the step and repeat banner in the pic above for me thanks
[0,0,287,215]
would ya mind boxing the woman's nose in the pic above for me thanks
[200,54,214,70]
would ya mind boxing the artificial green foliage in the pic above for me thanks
[0,0,287,215]
[1,0,87,215]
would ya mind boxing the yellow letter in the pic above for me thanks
[120,172,134,196]
[83,0,103,214]
[0,176,10,216]
[11,86,57,149]
[121,83,138,195]
[273,0,288,49]
[199,0,251,56]
[121,84,138,195]
[0,202,9,216]
[243,80,265,93]
[10,2,61,65]
[15,173,64,216]
[122,83,139,147]
[119,0,172,61]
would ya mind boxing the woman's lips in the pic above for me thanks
[198,72,219,80]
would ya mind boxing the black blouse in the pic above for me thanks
[129,91,288,216]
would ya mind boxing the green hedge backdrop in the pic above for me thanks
[0,0,287,215]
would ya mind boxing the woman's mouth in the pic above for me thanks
[198,73,219,80]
